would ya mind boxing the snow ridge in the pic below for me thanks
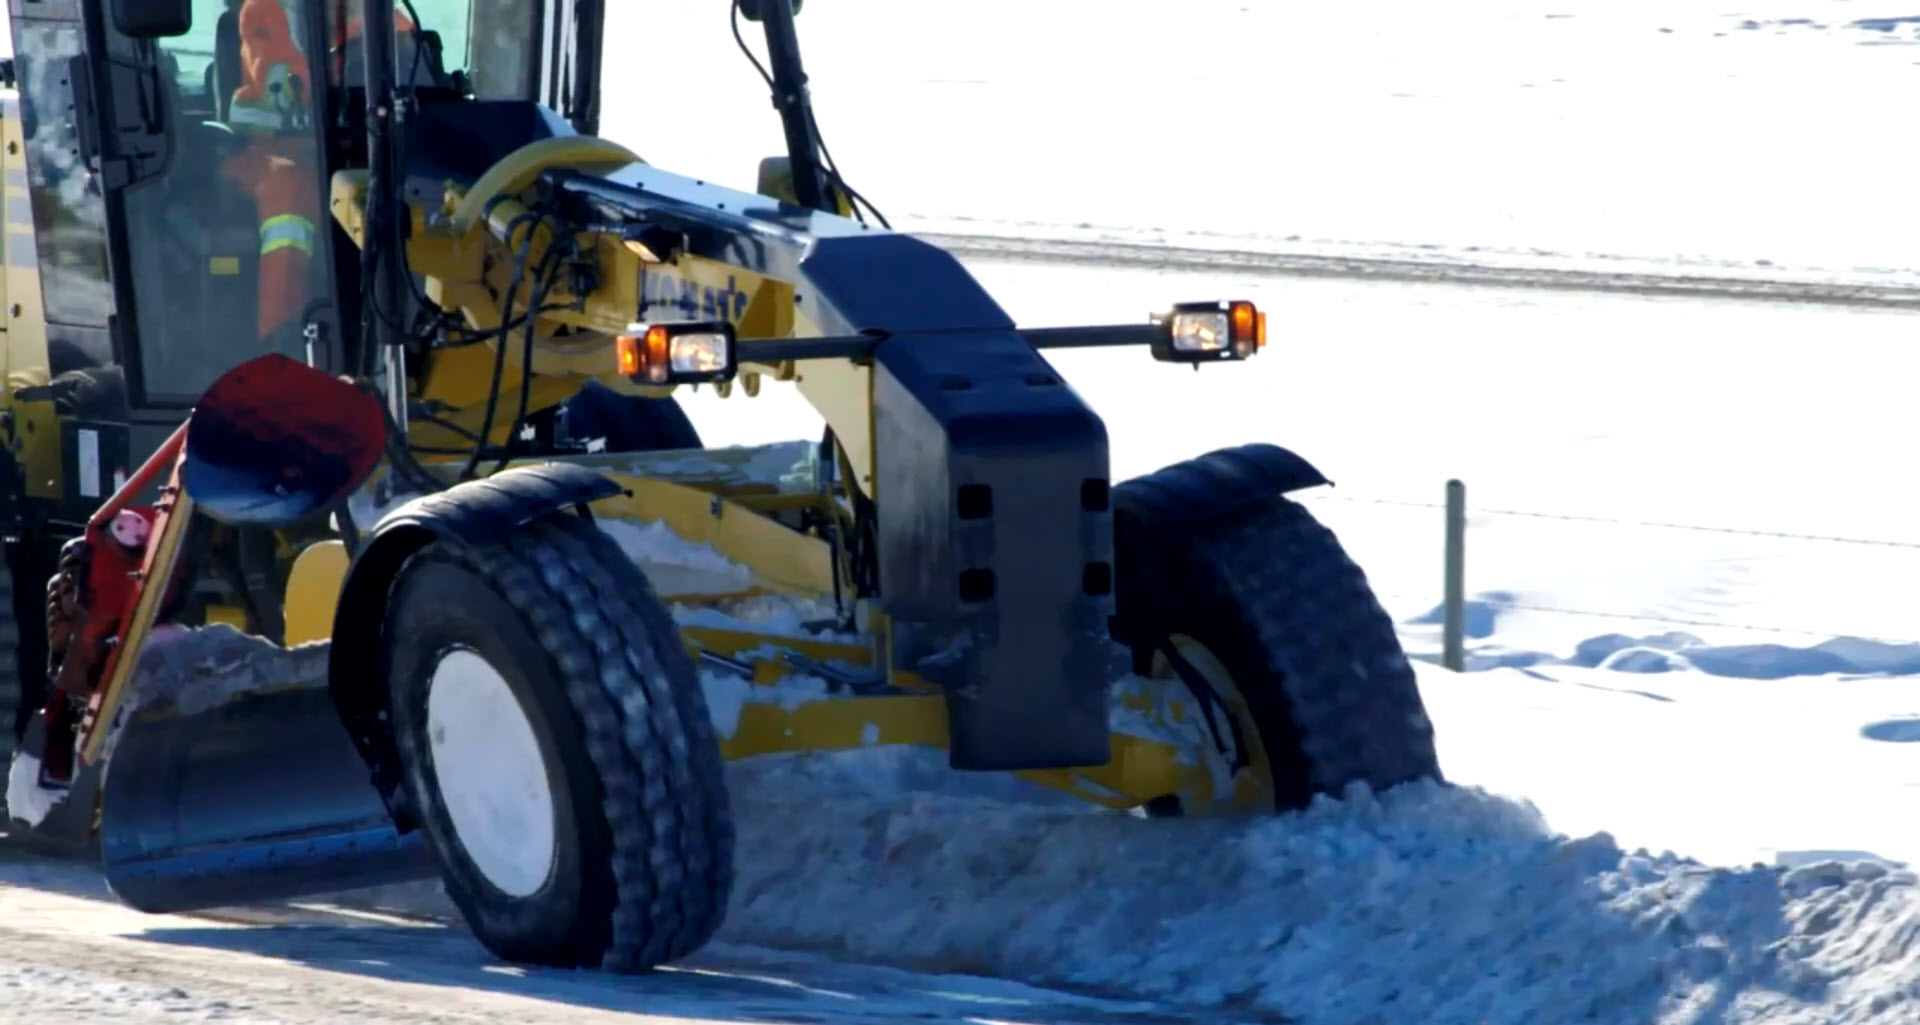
[717,753,1919,1025]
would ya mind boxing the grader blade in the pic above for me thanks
[90,355,415,913]
[98,635,431,914]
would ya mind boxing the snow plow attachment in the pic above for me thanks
[89,356,429,911]
[97,634,430,912]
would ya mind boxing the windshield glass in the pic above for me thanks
[387,0,537,99]
[131,2,538,114]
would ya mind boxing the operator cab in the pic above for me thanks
[4,0,578,504]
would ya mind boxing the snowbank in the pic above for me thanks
[715,751,1920,1025]
[1402,593,1920,681]
[301,652,1917,1024]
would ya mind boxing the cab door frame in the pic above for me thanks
[77,0,344,428]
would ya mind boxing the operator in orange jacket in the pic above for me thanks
[221,0,324,348]
[219,0,424,346]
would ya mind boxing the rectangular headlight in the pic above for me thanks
[668,331,732,375]
[1152,300,1265,364]
[1169,310,1232,354]
[616,321,739,385]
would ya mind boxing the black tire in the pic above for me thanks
[1113,454,1442,813]
[383,513,733,971]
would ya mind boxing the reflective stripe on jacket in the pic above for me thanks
[221,138,323,340]
[260,213,316,257]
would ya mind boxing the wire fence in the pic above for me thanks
[1292,483,1920,653]
[1313,492,1920,551]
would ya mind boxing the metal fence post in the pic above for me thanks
[1442,479,1466,672]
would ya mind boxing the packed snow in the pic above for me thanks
[316,693,1920,1025]
[2,757,57,831]
[597,518,755,598]
[718,751,1920,1025]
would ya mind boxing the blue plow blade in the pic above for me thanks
[99,682,433,913]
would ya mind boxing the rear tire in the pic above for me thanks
[1113,453,1442,812]
[383,514,733,971]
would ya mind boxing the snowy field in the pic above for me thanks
[604,0,1920,287]
[3,1,1918,1023]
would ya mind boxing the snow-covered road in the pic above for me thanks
[0,845,1225,1025]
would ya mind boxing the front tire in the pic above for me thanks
[383,513,732,971]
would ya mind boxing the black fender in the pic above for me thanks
[1112,443,1330,534]
[327,462,626,831]
[1109,443,1331,650]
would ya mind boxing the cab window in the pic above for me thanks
[11,19,115,334]
[117,0,328,404]
[324,0,539,100]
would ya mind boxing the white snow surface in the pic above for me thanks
[718,751,1920,1025]
[697,668,833,741]
[3,753,57,829]
[603,0,1920,286]
[597,518,755,597]
[674,595,854,641]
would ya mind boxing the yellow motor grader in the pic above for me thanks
[0,0,1441,971]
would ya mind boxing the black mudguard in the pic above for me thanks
[1112,443,1330,535]
[1109,443,1332,650]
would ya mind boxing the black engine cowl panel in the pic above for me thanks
[872,333,1115,772]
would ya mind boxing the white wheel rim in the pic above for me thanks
[425,647,558,897]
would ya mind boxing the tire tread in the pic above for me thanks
[392,515,731,970]
[1112,447,1441,809]
[1196,500,1442,797]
